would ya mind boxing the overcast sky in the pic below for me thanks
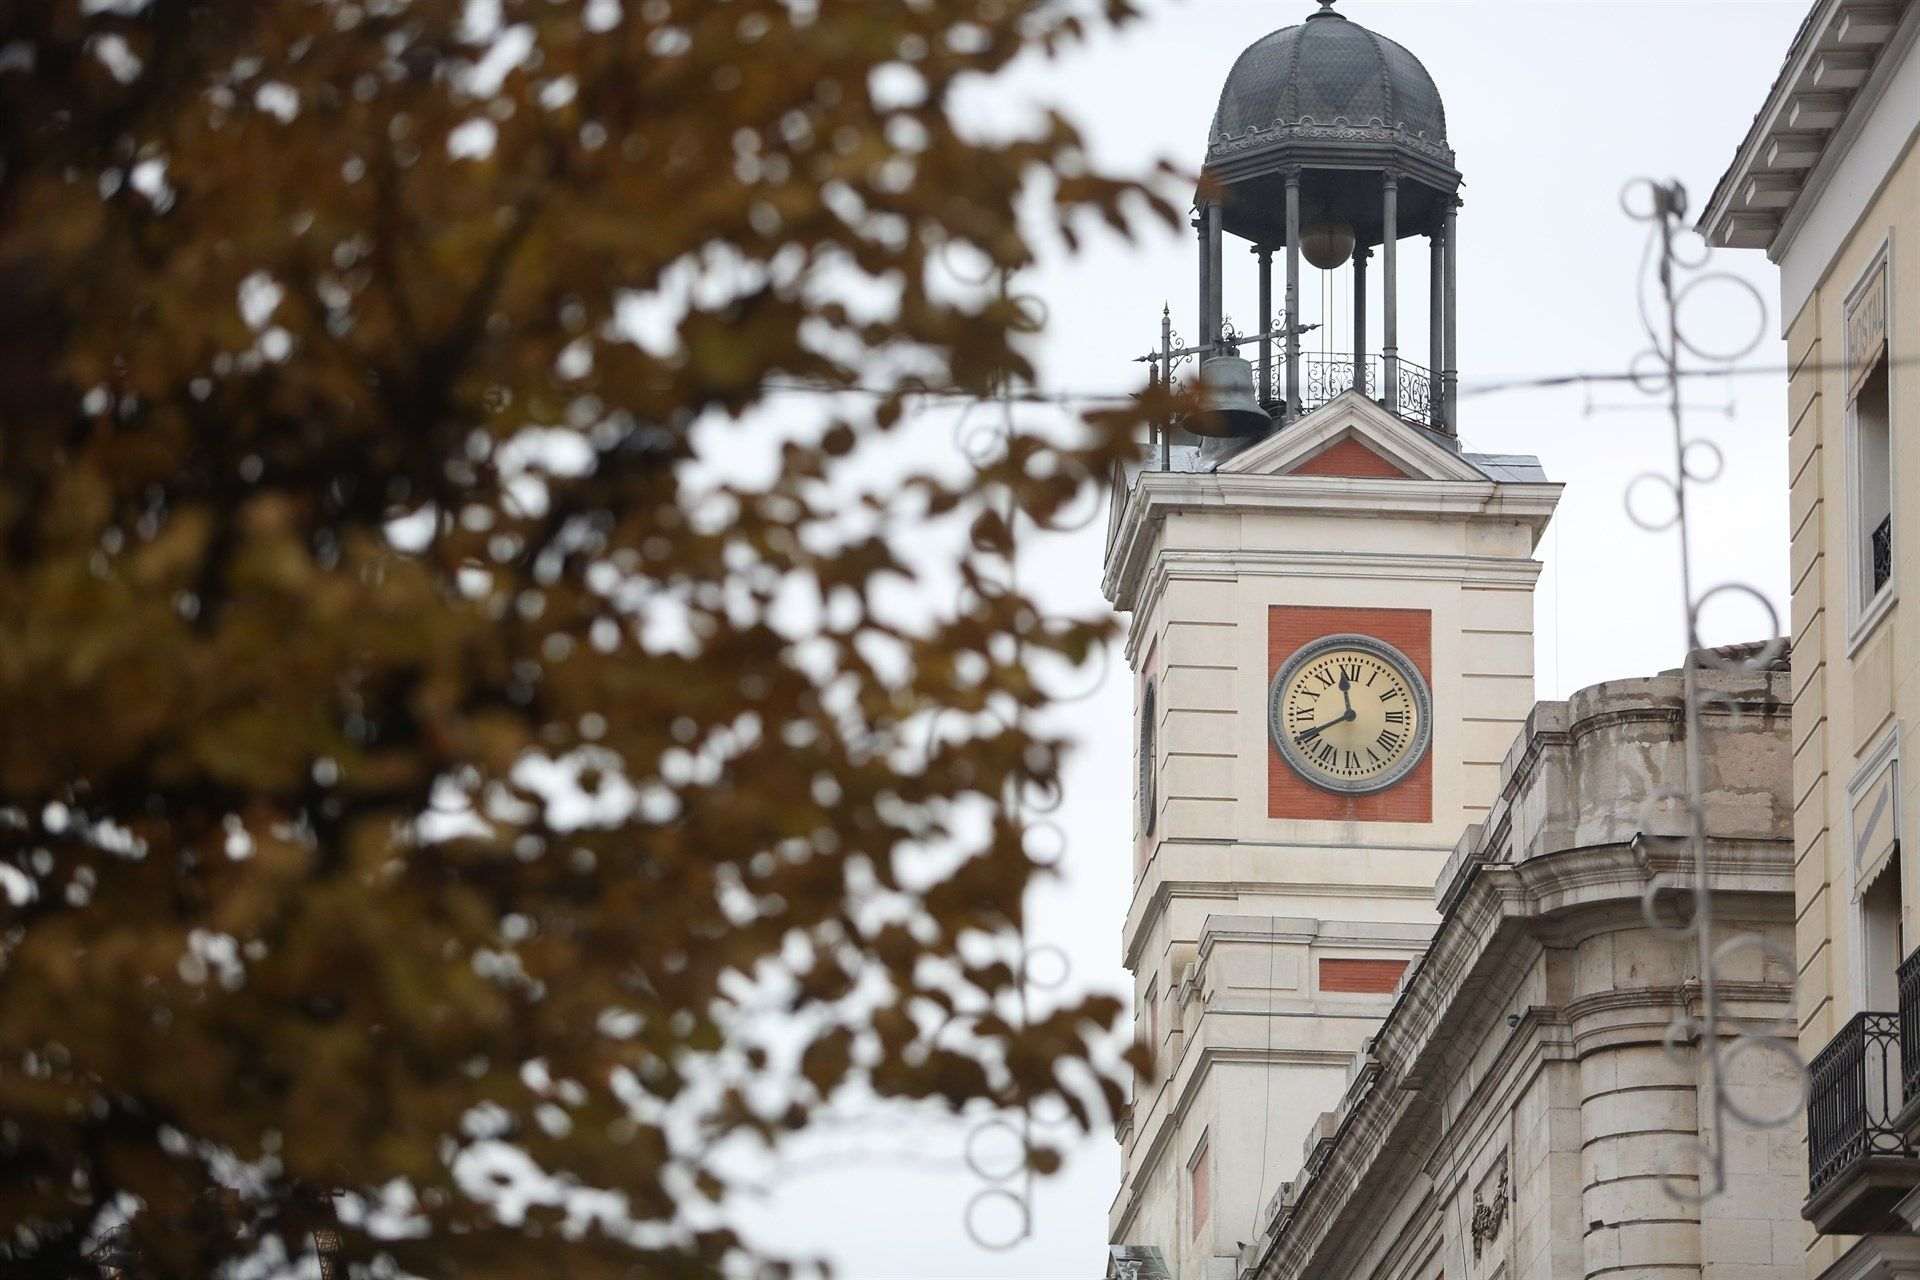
[735,3,1806,1276]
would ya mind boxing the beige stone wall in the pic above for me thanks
[1785,102,1920,1280]
[1105,408,1558,1277]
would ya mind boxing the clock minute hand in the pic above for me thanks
[1296,708,1356,744]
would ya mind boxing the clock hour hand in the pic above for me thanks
[1338,670,1354,716]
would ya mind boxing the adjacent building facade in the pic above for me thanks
[1704,1,1920,1276]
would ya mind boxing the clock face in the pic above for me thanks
[1269,634,1431,794]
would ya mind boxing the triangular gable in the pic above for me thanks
[1290,436,1413,479]
[1218,390,1487,482]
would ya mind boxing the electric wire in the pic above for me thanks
[757,349,1920,411]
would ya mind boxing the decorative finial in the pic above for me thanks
[1308,0,1340,17]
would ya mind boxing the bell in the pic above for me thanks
[1190,354,1271,438]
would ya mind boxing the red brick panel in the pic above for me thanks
[1319,957,1410,994]
[1290,437,1410,479]
[1268,605,1433,823]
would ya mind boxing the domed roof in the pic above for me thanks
[1209,3,1448,155]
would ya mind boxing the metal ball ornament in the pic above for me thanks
[1299,220,1357,271]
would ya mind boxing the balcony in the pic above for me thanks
[1806,1010,1920,1233]
[1872,514,1894,597]
[1903,947,1920,1106]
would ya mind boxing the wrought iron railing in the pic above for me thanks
[1872,515,1893,597]
[1808,1010,1910,1193]
[1900,946,1920,1104]
[1285,353,1432,428]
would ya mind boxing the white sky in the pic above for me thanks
[736,3,1805,1276]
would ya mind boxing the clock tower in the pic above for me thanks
[1103,8,1561,1280]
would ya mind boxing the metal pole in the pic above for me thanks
[1284,171,1302,421]
[1382,172,1400,414]
[1257,246,1273,407]
[1195,208,1211,357]
[1353,246,1369,397]
[1429,220,1445,430]
[1159,304,1173,467]
[1444,197,1459,434]
[1206,203,1224,350]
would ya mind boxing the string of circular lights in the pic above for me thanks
[913,247,1113,1253]
[1618,176,1805,1206]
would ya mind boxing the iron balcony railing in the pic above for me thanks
[1901,947,1920,1104]
[1277,353,1434,428]
[1872,514,1894,597]
[1809,1010,1911,1194]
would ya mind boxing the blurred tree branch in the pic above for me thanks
[0,0,1177,1275]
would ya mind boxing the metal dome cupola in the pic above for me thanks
[1207,2,1456,250]
[1160,0,1463,444]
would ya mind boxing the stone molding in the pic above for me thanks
[1245,832,1794,1280]
[1124,874,1438,970]
[1818,1232,1920,1280]
[1434,668,1789,912]
[1207,120,1456,167]
[1103,468,1561,615]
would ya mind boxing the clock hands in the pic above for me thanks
[1297,671,1359,745]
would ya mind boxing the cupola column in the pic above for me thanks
[1381,172,1400,414]
[1284,170,1303,421]
[1194,209,1210,352]
[1429,220,1445,430]
[1443,198,1459,431]
[1257,245,1274,405]
[1207,203,1224,348]
[1353,246,1369,395]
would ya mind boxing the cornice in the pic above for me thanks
[1102,471,1563,614]
[1123,548,1544,664]
[1703,0,1920,254]
[1123,872,1440,970]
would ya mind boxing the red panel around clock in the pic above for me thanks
[1268,605,1432,823]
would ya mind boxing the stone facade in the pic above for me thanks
[1104,393,1559,1280]
[1705,2,1920,1275]
[1237,664,1806,1280]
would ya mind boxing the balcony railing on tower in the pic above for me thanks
[1295,353,1433,426]
[1135,309,1437,465]
[1805,1009,1920,1233]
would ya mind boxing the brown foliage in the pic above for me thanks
[0,0,1172,1276]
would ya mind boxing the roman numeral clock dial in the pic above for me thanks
[1269,634,1432,795]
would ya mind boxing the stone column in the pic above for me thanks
[1382,172,1400,414]
[1353,246,1369,397]
[1285,171,1302,421]
[1574,942,1705,1280]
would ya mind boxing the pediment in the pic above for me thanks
[1217,391,1488,483]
